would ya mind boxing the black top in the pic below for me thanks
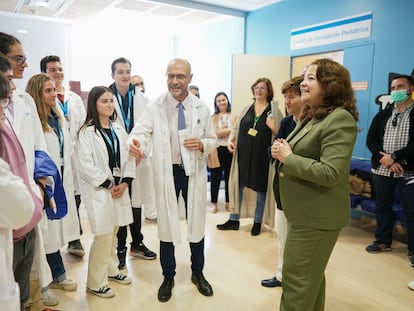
[237,103,272,192]
[99,127,132,187]
[267,115,297,160]
[270,114,297,211]
[366,103,414,171]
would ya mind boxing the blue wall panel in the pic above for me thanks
[245,0,414,157]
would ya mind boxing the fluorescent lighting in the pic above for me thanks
[36,1,49,7]
[17,29,28,34]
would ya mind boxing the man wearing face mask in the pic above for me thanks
[366,74,414,266]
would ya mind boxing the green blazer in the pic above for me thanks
[276,108,357,230]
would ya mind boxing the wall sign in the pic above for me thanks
[290,12,372,50]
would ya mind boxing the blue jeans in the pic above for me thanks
[372,174,414,252]
[229,184,266,223]
[46,250,66,282]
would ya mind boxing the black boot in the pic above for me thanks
[117,247,127,270]
[217,219,240,230]
[251,222,261,236]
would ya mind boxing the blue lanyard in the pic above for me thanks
[99,125,119,167]
[48,113,64,158]
[116,90,132,132]
[58,99,69,118]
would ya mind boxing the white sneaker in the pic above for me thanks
[408,281,414,290]
[108,273,132,285]
[41,289,60,306]
[49,278,78,291]
[87,286,115,298]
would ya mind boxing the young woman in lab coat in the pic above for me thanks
[76,86,135,298]
[26,73,79,293]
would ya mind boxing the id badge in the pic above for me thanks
[113,167,121,177]
[248,128,258,137]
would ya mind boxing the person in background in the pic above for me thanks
[130,73,157,223]
[273,59,358,311]
[189,85,200,98]
[0,70,39,311]
[131,74,145,93]
[26,73,79,296]
[109,57,156,270]
[76,86,135,298]
[262,75,304,288]
[365,75,414,265]
[40,55,87,258]
[209,91,237,213]
[128,58,216,303]
[0,32,59,308]
[217,77,278,236]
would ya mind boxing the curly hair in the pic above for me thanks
[302,58,359,122]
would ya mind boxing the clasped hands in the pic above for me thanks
[379,151,404,174]
[111,182,128,198]
[271,138,292,163]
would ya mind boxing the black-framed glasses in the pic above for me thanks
[0,97,11,108]
[7,55,27,66]
[392,113,400,127]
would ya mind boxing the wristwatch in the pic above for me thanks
[391,152,397,161]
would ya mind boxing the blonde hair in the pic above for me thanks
[26,73,63,132]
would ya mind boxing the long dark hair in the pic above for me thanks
[0,74,10,156]
[78,86,117,135]
[213,91,232,114]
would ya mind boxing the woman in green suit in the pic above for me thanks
[272,58,359,311]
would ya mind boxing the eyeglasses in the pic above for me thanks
[254,86,267,91]
[392,113,400,127]
[0,97,10,108]
[7,55,27,66]
[167,74,187,82]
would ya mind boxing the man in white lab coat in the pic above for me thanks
[129,58,216,302]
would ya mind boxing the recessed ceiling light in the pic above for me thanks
[17,29,28,34]
[36,1,49,7]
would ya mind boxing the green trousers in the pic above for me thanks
[280,225,340,311]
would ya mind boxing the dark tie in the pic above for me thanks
[177,102,186,130]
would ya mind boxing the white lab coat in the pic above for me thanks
[9,89,52,288]
[57,89,86,195]
[113,86,155,206]
[128,92,216,243]
[76,123,135,236]
[0,159,35,311]
[43,113,80,253]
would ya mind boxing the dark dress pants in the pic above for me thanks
[160,165,205,278]
[372,174,414,251]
